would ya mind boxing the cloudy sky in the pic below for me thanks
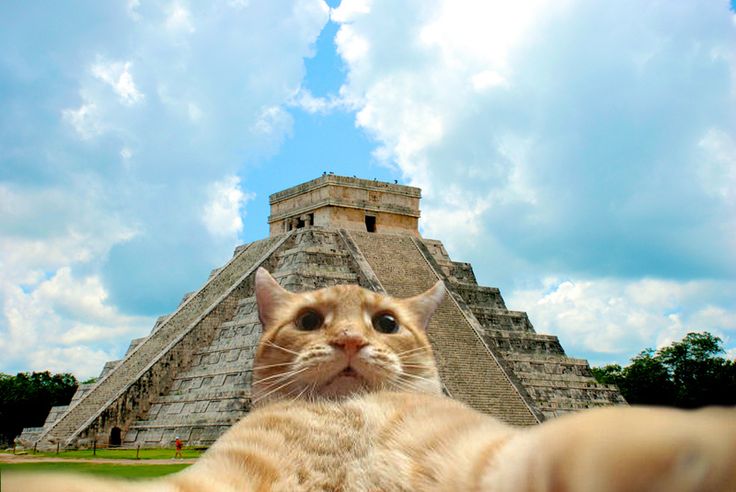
[1,0,734,379]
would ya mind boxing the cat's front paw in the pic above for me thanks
[485,406,736,492]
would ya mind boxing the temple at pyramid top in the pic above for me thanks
[268,174,421,236]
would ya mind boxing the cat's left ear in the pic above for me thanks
[405,280,446,330]
[254,267,292,330]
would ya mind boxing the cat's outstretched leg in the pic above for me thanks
[2,472,179,492]
[481,406,736,492]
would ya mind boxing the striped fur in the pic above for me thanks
[6,271,736,491]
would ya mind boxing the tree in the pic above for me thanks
[658,332,736,408]
[0,371,78,446]
[593,332,736,408]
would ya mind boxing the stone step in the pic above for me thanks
[124,337,147,356]
[503,353,588,365]
[512,371,606,385]
[483,330,565,356]
[536,399,622,419]
[275,270,360,292]
[447,261,477,284]
[277,245,350,258]
[124,423,236,446]
[502,353,593,378]
[139,401,247,425]
[129,417,241,430]
[179,292,195,306]
[151,389,249,405]
[539,398,626,417]
[451,284,507,310]
[98,360,121,379]
[273,266,357,278]
[515,374,620,392]
[151,315,170,334]
[235,296,257,307]
[204,337,260,353]
[420,238,451,263]
[187,342,256,368]
[171,366,250,385]
[193,343,259,357]
[472,308,535,332]
[527,385,625,405]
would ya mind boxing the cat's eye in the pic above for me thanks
[295,309,323,331]
[372,313,399,334]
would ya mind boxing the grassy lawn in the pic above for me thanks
[3,447,204,460]
[0,461,190,479]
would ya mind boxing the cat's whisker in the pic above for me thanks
[389,379,420,394]
[289,385,310,403]
[306,382,318,402]
[263,341,301,356]
[399,372,435,384]
[400,363,431,369]
[252,360,297,370]
[252,375,297,390]
[253,367,307,385]
[395,346,430,358]
[252,377,300,405]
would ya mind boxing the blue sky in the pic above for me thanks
[1,0,735,378]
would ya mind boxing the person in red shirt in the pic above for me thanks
[174,437,183,459]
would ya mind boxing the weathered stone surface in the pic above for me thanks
[23,175,624,449]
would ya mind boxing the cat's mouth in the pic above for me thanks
[339,366,359,378]
[315,364,368,397]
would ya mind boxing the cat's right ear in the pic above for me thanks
[255,267,291,329]
[404,280,446,330]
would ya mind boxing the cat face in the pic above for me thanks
[251,268,445,405]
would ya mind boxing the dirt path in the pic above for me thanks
[0,454,196,465]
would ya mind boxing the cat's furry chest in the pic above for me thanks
[183,392,497,492]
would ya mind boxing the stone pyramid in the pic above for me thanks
[23,175,624,449]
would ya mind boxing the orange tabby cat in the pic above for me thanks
[6,267,736,491]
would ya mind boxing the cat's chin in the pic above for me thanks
[316,368,370,398]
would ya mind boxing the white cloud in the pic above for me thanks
[1,267,153,379]
[62,101,103,139]
[470,70,508,92]
[120,147,133,160]
[290,87,350,114]
[127,0,142,21]
[28,346,119,380]
[334,24,370,64]
[91,60,145,106]
[228,0,250,9]
[698,128,736,204]
[165,2,195,33]
[201,175,254,238]
[508,277,736,365]
[421,187,490,251]
[330,0,372,23]
[252,105,293,137]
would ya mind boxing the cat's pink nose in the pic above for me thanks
[331,331,368,357]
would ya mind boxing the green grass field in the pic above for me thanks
[3,447,204,460]
[0,461,190,479]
